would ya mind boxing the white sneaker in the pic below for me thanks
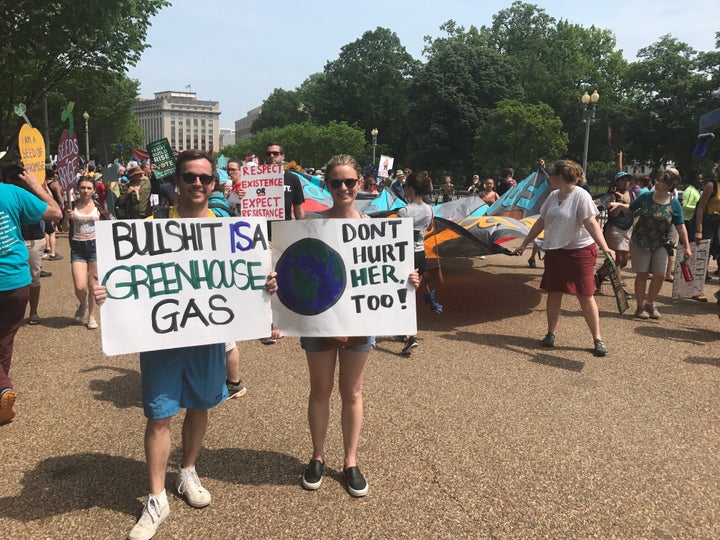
[128,495,170,540]
[176,466,211,508]
[73,304,87,323]
[87,316,98,329]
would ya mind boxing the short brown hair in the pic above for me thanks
[547,160,584,185]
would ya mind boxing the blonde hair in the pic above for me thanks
[325,154,360,179]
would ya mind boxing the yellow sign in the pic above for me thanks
[18,123,46,184]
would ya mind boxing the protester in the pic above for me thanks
[440,175,456,202]
[496,167,517,196]
[0,167,62,424]
[468,175,482,194]
[397,172,433,355]
[44,167,65,254]
[390,169,406,201]
[480,178,500,206]
[604,172,634,289]
[513,160,614,357]
[298,154,419,497]
[67,176,109,330]
[609,169,691,319]
[93,150,277,540]
[692,162,720,301]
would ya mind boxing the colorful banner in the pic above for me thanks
[96,217,272,355]
[271,218,416,336]
[147,138,176,180]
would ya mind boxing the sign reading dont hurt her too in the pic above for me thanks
[270,218,417,337]
[95,217,272,355]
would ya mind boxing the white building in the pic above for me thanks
[220,128,236,148]
[131,91,220,152]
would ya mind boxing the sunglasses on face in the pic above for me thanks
[180,172,214,185]
[227,167,240,172]
[265,151,282,157]
[328,178,358,189]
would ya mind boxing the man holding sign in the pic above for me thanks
[93,150,277,540]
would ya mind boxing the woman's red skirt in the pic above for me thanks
[540,244,598,295]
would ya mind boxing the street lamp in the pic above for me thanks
[82,111,90,163]
[371,128,378,165]
[580,90,600,172]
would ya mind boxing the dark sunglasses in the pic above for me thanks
[180,172,214,185]
[265,151,282,157]
[328,178,358,189]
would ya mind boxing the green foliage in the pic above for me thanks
[221,121,367,170]
[474,100,568,173]
[0,0,169,154]
[251,88,309,132]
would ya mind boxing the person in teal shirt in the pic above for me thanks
[0,167,62,424]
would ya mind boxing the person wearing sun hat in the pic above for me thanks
[390,169,406,201]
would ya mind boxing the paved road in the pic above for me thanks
[1,234,718,539]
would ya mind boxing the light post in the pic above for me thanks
[580,90,600,172]
[371,128,378,165]
[82,111,90,163]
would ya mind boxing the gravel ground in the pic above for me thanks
[1,234,718,539]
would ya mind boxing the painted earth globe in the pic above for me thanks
[275,238,346,316]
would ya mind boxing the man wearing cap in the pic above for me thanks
[116,166,151,219]
[391,169,406,201]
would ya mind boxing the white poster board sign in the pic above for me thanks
[672,239,710,298]
[96,217,272,355]
[271,218,417,336]
[229,163,285,220]
[378,155,394,179]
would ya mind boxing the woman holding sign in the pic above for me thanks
[67,176,109,329]
[298,154,420,498]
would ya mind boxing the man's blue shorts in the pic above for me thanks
[139,343,227,419]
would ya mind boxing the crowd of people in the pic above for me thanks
[1,145,718,540]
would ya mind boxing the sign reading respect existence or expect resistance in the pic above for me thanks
[96,217,272,355]
[233,163,285,220]
[271,218,417,337]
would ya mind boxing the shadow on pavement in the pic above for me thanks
[81,365,142,409]
[0,453,144,521]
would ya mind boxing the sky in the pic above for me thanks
[127,0,719,128]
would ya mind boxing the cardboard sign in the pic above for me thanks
[271,218,416,336]
[96,217,272,355]
[147,138,176,180]
[235,163,285,220]
[56,129,80,190]
[596,253,629,314]
[18,124,46,184]
[672,239,710,299]
[378,155,394,179]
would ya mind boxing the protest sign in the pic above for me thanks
[378,155,394,179]
[233,163,285,220]
[271,218,416,336]
[672,239,710,299]
[147,138,176,180]
[96,217,272,355]
[56,129,79,190]
[596,253,629,314]
[18,123,46,184]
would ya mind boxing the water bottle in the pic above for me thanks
[680,258,694,282]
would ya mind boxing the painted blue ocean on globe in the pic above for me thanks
[275,238,346,316]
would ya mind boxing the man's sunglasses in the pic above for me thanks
[180,173,214,185]
[265,151,282,157]
[328,178,358,189]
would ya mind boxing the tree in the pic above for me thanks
[251,88,308,133]
[0,0,169,155]
[474,99,568,174]
[222,121,367,170]
[622,35,713,172]
[310,28,420,161]
[407,21,520,176]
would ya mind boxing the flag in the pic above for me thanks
[185,84,191,91]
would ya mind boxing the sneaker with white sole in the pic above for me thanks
[73,304,87,323]
[644,303,660,319]
[343,466,369,497]
[400,336,418,355]
[176,466,211,508]
[128,494,170,540]
[87,316,98,329]
[226,380,247,399]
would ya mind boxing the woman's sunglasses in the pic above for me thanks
[328,178,358,189]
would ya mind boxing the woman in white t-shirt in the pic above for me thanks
[514,160,614,357]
